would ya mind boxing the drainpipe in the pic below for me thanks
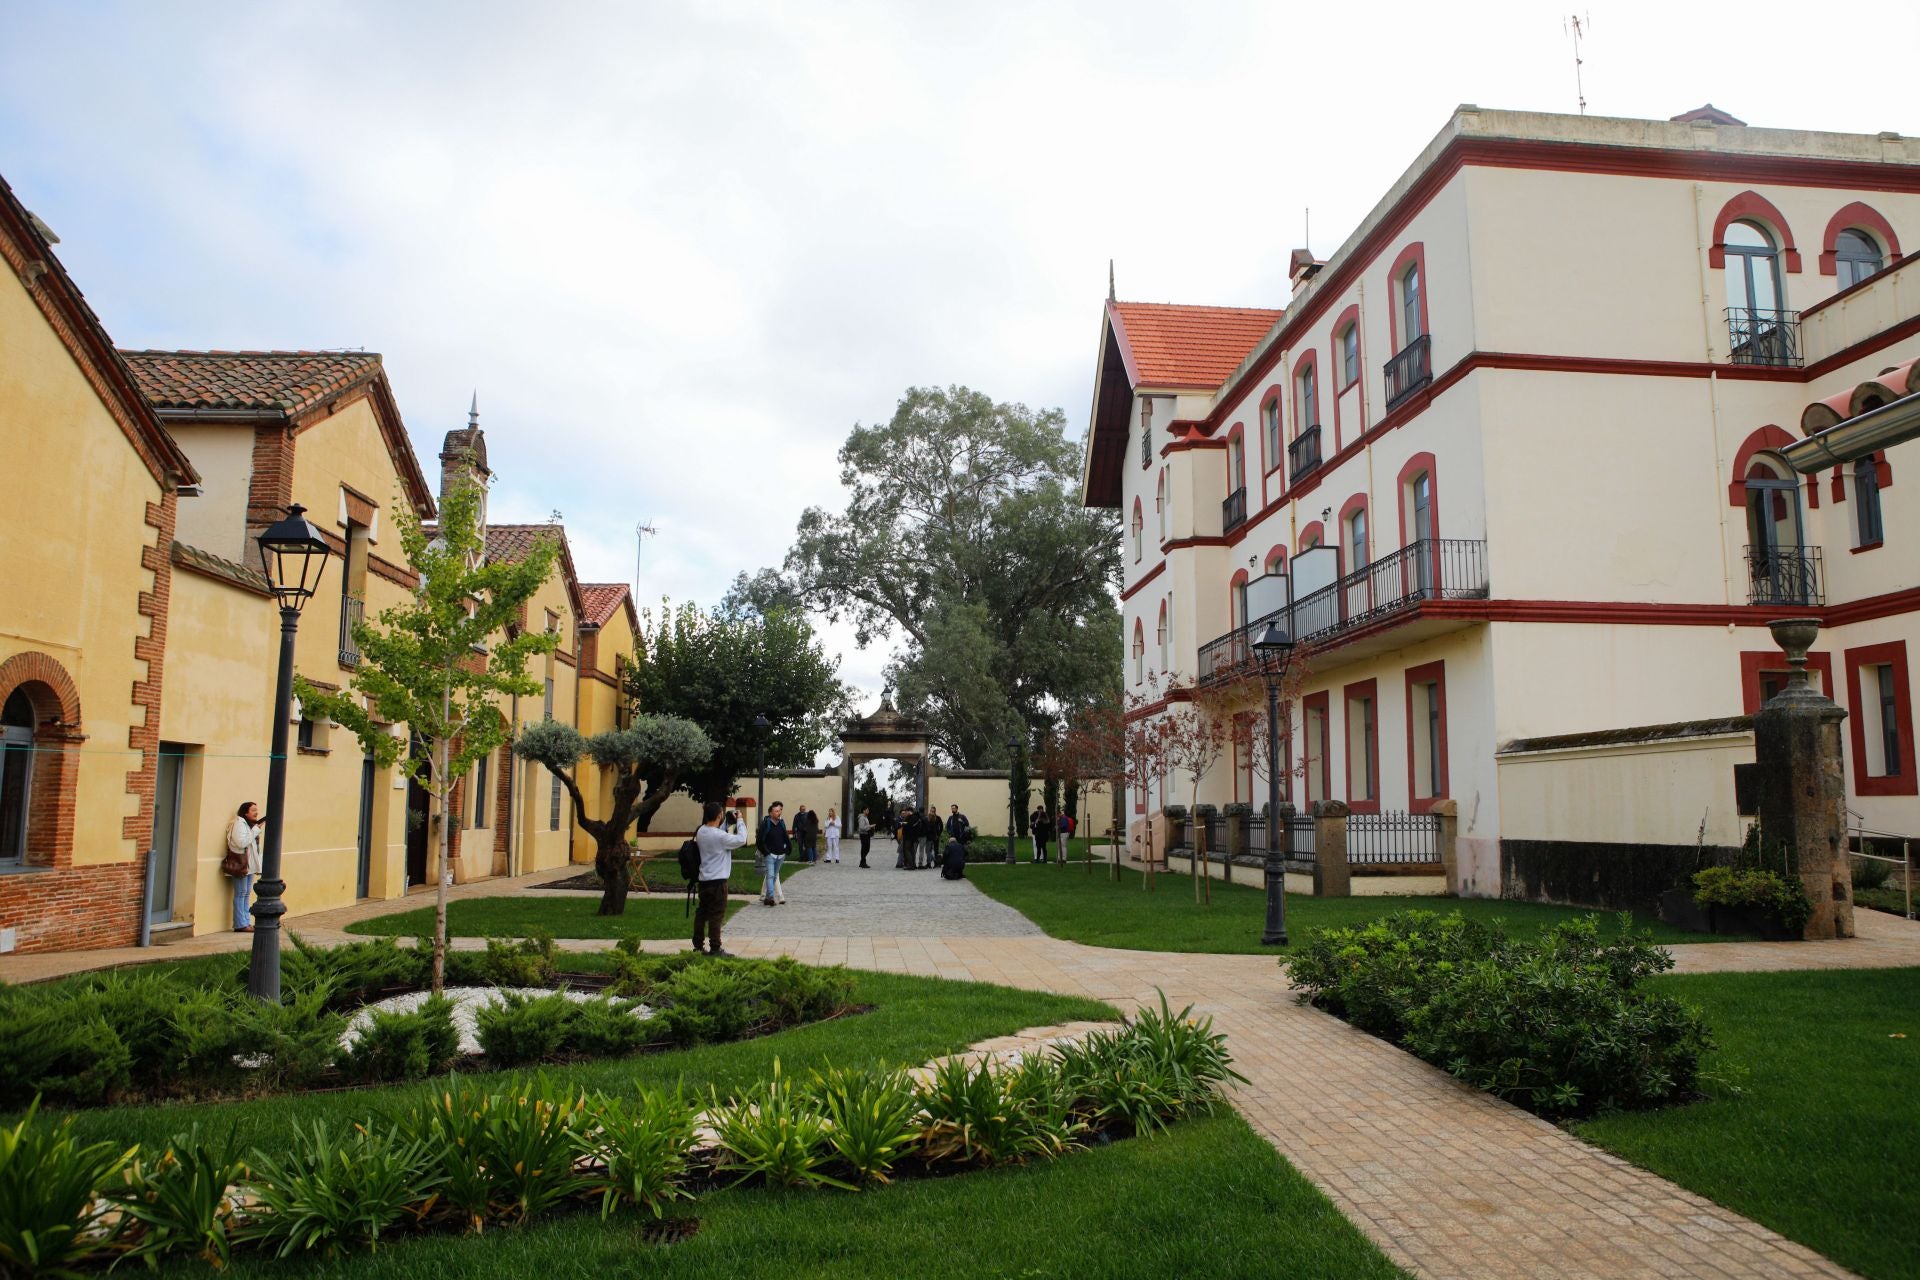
[1695,182,1736,609]
[1782,391,1920,471]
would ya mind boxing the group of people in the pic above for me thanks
[894,804,973,880]
[1025,805,1078,864]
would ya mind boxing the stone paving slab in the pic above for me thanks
[725,841,1044,940]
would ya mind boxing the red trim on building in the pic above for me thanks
[1263,544,1288,574]
[1336,492,1369,570]
[1293,348,1325,452]
[1296,519,1325,550]
[1843,640,1917,797]
[1739,650,1835,714]
[1302,691,1330,804]
[1228,568,1250,628]
[1708,191,1802,273]
[1332,304,1363,390]
[1121,560,1166,602]
[1818,201,1903,276]
[1726,424,1796,506]
[1225,422,1247,494]
[1385,242,1429,356]
[1342,678,1381,814]
[1403,660,1449,813]
[1258,384,1285,480]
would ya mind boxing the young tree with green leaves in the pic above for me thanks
[514,716,712,916]
[297,482,559,993]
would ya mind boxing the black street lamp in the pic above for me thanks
[1006,734,1019,864]
[753,713,770,830]
[1253,619,1296,947]
[249,503,331,1001]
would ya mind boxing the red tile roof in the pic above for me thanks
[578,582,631,628]
[1109,301,1283,390]
[484,524,562,565]
[119,350,383,414]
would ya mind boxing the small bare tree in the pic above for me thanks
[1165,690,1232,904]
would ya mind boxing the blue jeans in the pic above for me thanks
[762,854,785,901]
[232,873,254,929]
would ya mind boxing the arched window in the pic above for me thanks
[1338,322,1361,389]
[0,689,34,866]
[1345,506,1369,571]
[1229,571,1250,629]
[1834,229,1885,290]
[1157,599,1170,671]
[1299,526,1322,551]
[1724,221,1784,314]
[1295,361,1320,432]
[1744,453,1811,605]
[1130,499,1143,563]
[1261,396,1282,473]
[1132,621,1146,685]
[1264,546,1287,576]
[1155,471,1168,542]
[1398,263,1424,344]
[1855,454,1885,547]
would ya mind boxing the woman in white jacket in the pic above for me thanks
[824,808,842,864]
[227,802,263,932]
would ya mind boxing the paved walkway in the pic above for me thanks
[7,859,1918,1278]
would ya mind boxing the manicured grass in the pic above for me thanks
[967,863,1741,953]
[1575,967,1920,1280]
[593,859,799,895]
[344,895,741,940]
[137,1114,1401,1280]
[56,968,1118,1152]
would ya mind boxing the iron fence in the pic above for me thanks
[1288,424,1323,482]
[1223,486,1247,533]
[1744,545,1823,607]
[1346,811,1441,864]
[1726,307,1801,367]
[1384,334,1433,409]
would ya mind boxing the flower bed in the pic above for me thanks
[1287,910,1712,1118]
[0,1000,1241,1272]
[0,937,854,1108]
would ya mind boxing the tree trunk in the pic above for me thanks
[432,689,451,994]
[594,831,632,916]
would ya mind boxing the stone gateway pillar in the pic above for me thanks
[1753,618,1854,940]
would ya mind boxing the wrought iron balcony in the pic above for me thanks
[1384,333,1433,409]
[1726,308,1801,367]
[1287,424,1323,483]
[1196,538,1488,683]
[1745,545,1823,607]
[339,593,364,667]
[1222,486,1247,533]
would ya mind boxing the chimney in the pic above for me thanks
[1288,248,1324,294]
[439,392,491,527]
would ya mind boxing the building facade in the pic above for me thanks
[1085,105,1920,896]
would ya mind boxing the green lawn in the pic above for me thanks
[1575,967,1920,1280]
[628,859,799,895]
[345,895,741,940]
[967,864,1743,953]
[138,1113,1401,1280]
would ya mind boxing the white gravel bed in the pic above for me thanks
[341,986,654,1056]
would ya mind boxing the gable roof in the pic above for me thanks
[119,349,435,517]
[1108,301,1284,390]
[486,524,586,620]
[120,350,383,414]
[578,582,635,629]
[0,172,198,488]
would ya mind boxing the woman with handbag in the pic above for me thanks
[225,801,263,932]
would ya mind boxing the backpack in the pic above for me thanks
[677,837,701,882]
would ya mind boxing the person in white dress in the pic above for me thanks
[824,808,842,863]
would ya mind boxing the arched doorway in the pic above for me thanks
[1743,453,1815,605]
[0,689,34,866]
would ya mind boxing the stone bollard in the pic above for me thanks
[1225,807,1249,858]
[1432,798,1460,895]
[1311,799,1351,898]
[1754,618,1854,940]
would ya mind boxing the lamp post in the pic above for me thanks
[1006,734,1019,864]
[1253,619,1296,947]
[250,504,332,1001]
[753,713,770,832]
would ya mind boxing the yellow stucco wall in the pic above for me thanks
[0,259,163,870]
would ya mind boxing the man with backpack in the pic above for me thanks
[689,800,747,956]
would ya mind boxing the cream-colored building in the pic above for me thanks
[1086,105,1920,900]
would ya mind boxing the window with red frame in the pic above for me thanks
[1261,397,1281,473]
[1296,363,1320,430]
[1338,323,1360,389]
[1405,661,1447,811]
[1302,692,1330,805]
[1343,680,1379,811]
[1846,642,1915,796]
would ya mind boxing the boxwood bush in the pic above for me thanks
[1289,910,1710,1118]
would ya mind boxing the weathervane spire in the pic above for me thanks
[468,391,479,428]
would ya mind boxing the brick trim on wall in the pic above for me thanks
[124,491,177,848]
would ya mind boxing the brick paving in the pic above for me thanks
[6,860,1917,1278]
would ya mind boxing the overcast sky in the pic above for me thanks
[5,0,1915,707]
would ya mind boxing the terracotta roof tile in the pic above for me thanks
[119,349,383,415]
[578,582,631,628]
[484,524,561,565]
[1110,301,1283,390]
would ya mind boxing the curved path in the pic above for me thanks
[9,852,1917,1278]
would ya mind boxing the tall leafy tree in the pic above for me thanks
[298,482,558,992]
[514,716,712,916]
[626,599,852,826]
[778,385,1121,766]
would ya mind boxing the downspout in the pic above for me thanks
[1695,182,1736,608]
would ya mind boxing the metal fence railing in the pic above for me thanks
[1346,811,1441,864]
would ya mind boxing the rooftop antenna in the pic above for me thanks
[633,519,656,597]
[1565,13,1590,115]
[1108,259,1115,302]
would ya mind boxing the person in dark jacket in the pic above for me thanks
[758,801,791,905]
[1030,805,1052,863]
[895,808,915,869]
[940,834,968,880]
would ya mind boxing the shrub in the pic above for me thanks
[1123,995,1245,1116]
[806,1063,921,1184]
[477,930,560,987]
[567,997,655,1057]
[1286,910,1508,1040]
[759,958,854,1027]
[280,935,425,1009]
[471,1076,595,1224]
[112,1125,246,1269]
[343,997,462,1082]
[84,970,196,1090]
[234,986,349,1092]
[0,1005,132,1109]
[239,1121,440,1257]
[474,992,579,1067]
[576,1085,699,1218]
[915,1056,1073,1167]
[651,964,759,1046]
[708,1060,848,1190]
[0,1099,134,1276]
[1053,997,1244,1137]
[1849,851,1894,892]
[604,946,700,1000]
[1692,866,1813,933]
[398,1083,496,1233]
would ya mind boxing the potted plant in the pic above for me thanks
[1690,866,1811,940]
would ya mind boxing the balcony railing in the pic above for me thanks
[339,593,364,667]
[1348,811,1441,864]
[1384,333,1433,409]
[1195,537,1488,683]
[1726,307,1801,367]
[1745,545,1823,607]
[1222,486,1247,533]
[1287,424,1323,482]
